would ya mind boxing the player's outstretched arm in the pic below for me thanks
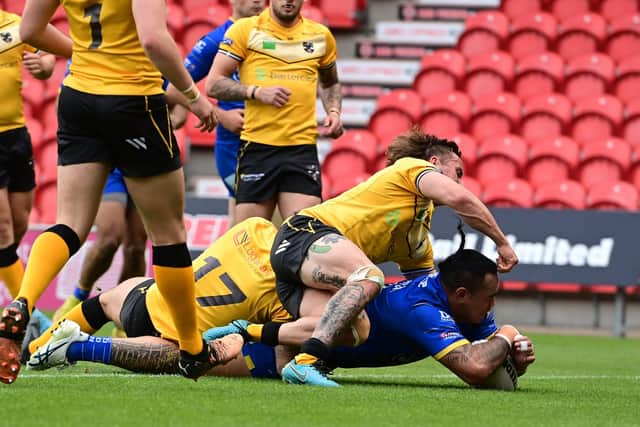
[417,172,518,272]
[438,325,522,386]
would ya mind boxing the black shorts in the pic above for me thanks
[57,86,182,177]
[0,127,36,192]
[270,214,342,318]
[119,279,160,338]
[235,141,322,203]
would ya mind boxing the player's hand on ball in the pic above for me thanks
[511,334,535,375]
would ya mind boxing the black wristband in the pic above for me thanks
[251,85,258,99]
[261,321,282,346]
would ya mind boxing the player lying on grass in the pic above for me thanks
[26,218,535,389]
[22,218,368,375]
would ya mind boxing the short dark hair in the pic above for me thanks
[386,127,462,166]
[438,249,498,292]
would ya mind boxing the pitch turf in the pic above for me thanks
[4,333,639,427]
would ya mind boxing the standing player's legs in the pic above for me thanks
[113,93,210,378]
[119,202,147,282]
[275,144,322,220]
[0,87,111,384]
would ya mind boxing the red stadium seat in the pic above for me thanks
[447,133,477,174]
[613,54,640,106]
[181,0,221,11]
[36,140,58,186]
[457,11,509,59]
[605,13,640,63]
[555,13,607,62]
[36,182,57,225]
[413,49,465,100]
[475,134,528,186]
[520,93,571,142]
[368,89,422,144]
[301,3,326,24]
[600,0,638,23]
[321,173,332,201]
[328,171,370,199]
[628,145,640,190]
[29,205,41,225]
[469,92,521,141]
[578,137,631,189]
[513,51,564,101]
[534,180,586,209]
[571,95,623,144]
[39,99,59,145]
[586,180,638,211]
[180,22,214,52]
[4,0,24,14]
[166,2,186,40]
[464,51,514,100]
[461,176,482,198]
[319,0,364,29]
[526,135,579,188]
[322,130,378,176]
[547,0,594,21]
[483,178,534,208]
[26,119,44,156]
[564,53,614,103]
[622,98,640,146]
[184,4,230,28]
[21,76,46,117]
[507,12,557,61]
[43,58,69,105]
[419,92,471,138]
[373,153,387,173]
[501,0,543,20]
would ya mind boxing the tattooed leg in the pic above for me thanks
[110,337,180,374]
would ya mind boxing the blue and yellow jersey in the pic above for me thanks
[184,17,243,145]
[299,157,438,274]
[0,10,37,133]
[61,0,163,95]
[218,8,337,146]
[146,217,292,342]
[328,273,498,368]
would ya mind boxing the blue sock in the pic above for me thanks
[73,286,91,301]
[31,308,53,334]
[67,336,112,364]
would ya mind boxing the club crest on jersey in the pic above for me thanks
[0,32,12,44]
[439,310,453,321]
[302,41,314,53]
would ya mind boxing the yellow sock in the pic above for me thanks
[153,265,201,355]
[28,303,96,354]
[294,353,318,365]
[246,324,263,341]
[0,258,24,298]
[18,231,72,313]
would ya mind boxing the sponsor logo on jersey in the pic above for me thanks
[440,331,462,339]
[439,310,453,321]
[385,209,400,226]
[222,38,233,46]
[262,40,276,50]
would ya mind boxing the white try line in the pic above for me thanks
[19,372,640,381]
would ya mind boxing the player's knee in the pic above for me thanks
[347,265,384,293]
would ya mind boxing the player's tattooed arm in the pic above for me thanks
[439,339,510,385]
[318,64,342,113]
[208,77,249,101]
[111,338,179,374]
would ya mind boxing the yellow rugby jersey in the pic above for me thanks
[298,157,438,273]
[60,0,163,95]
[0,10,36,133]
[219,8,337,146]
[146,217,292,342]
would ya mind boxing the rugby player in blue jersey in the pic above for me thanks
[27,219,534,389]
[168,0,265,225]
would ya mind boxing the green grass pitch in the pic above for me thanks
[3,333,639,427]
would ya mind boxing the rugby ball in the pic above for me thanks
[476,355,518,391]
